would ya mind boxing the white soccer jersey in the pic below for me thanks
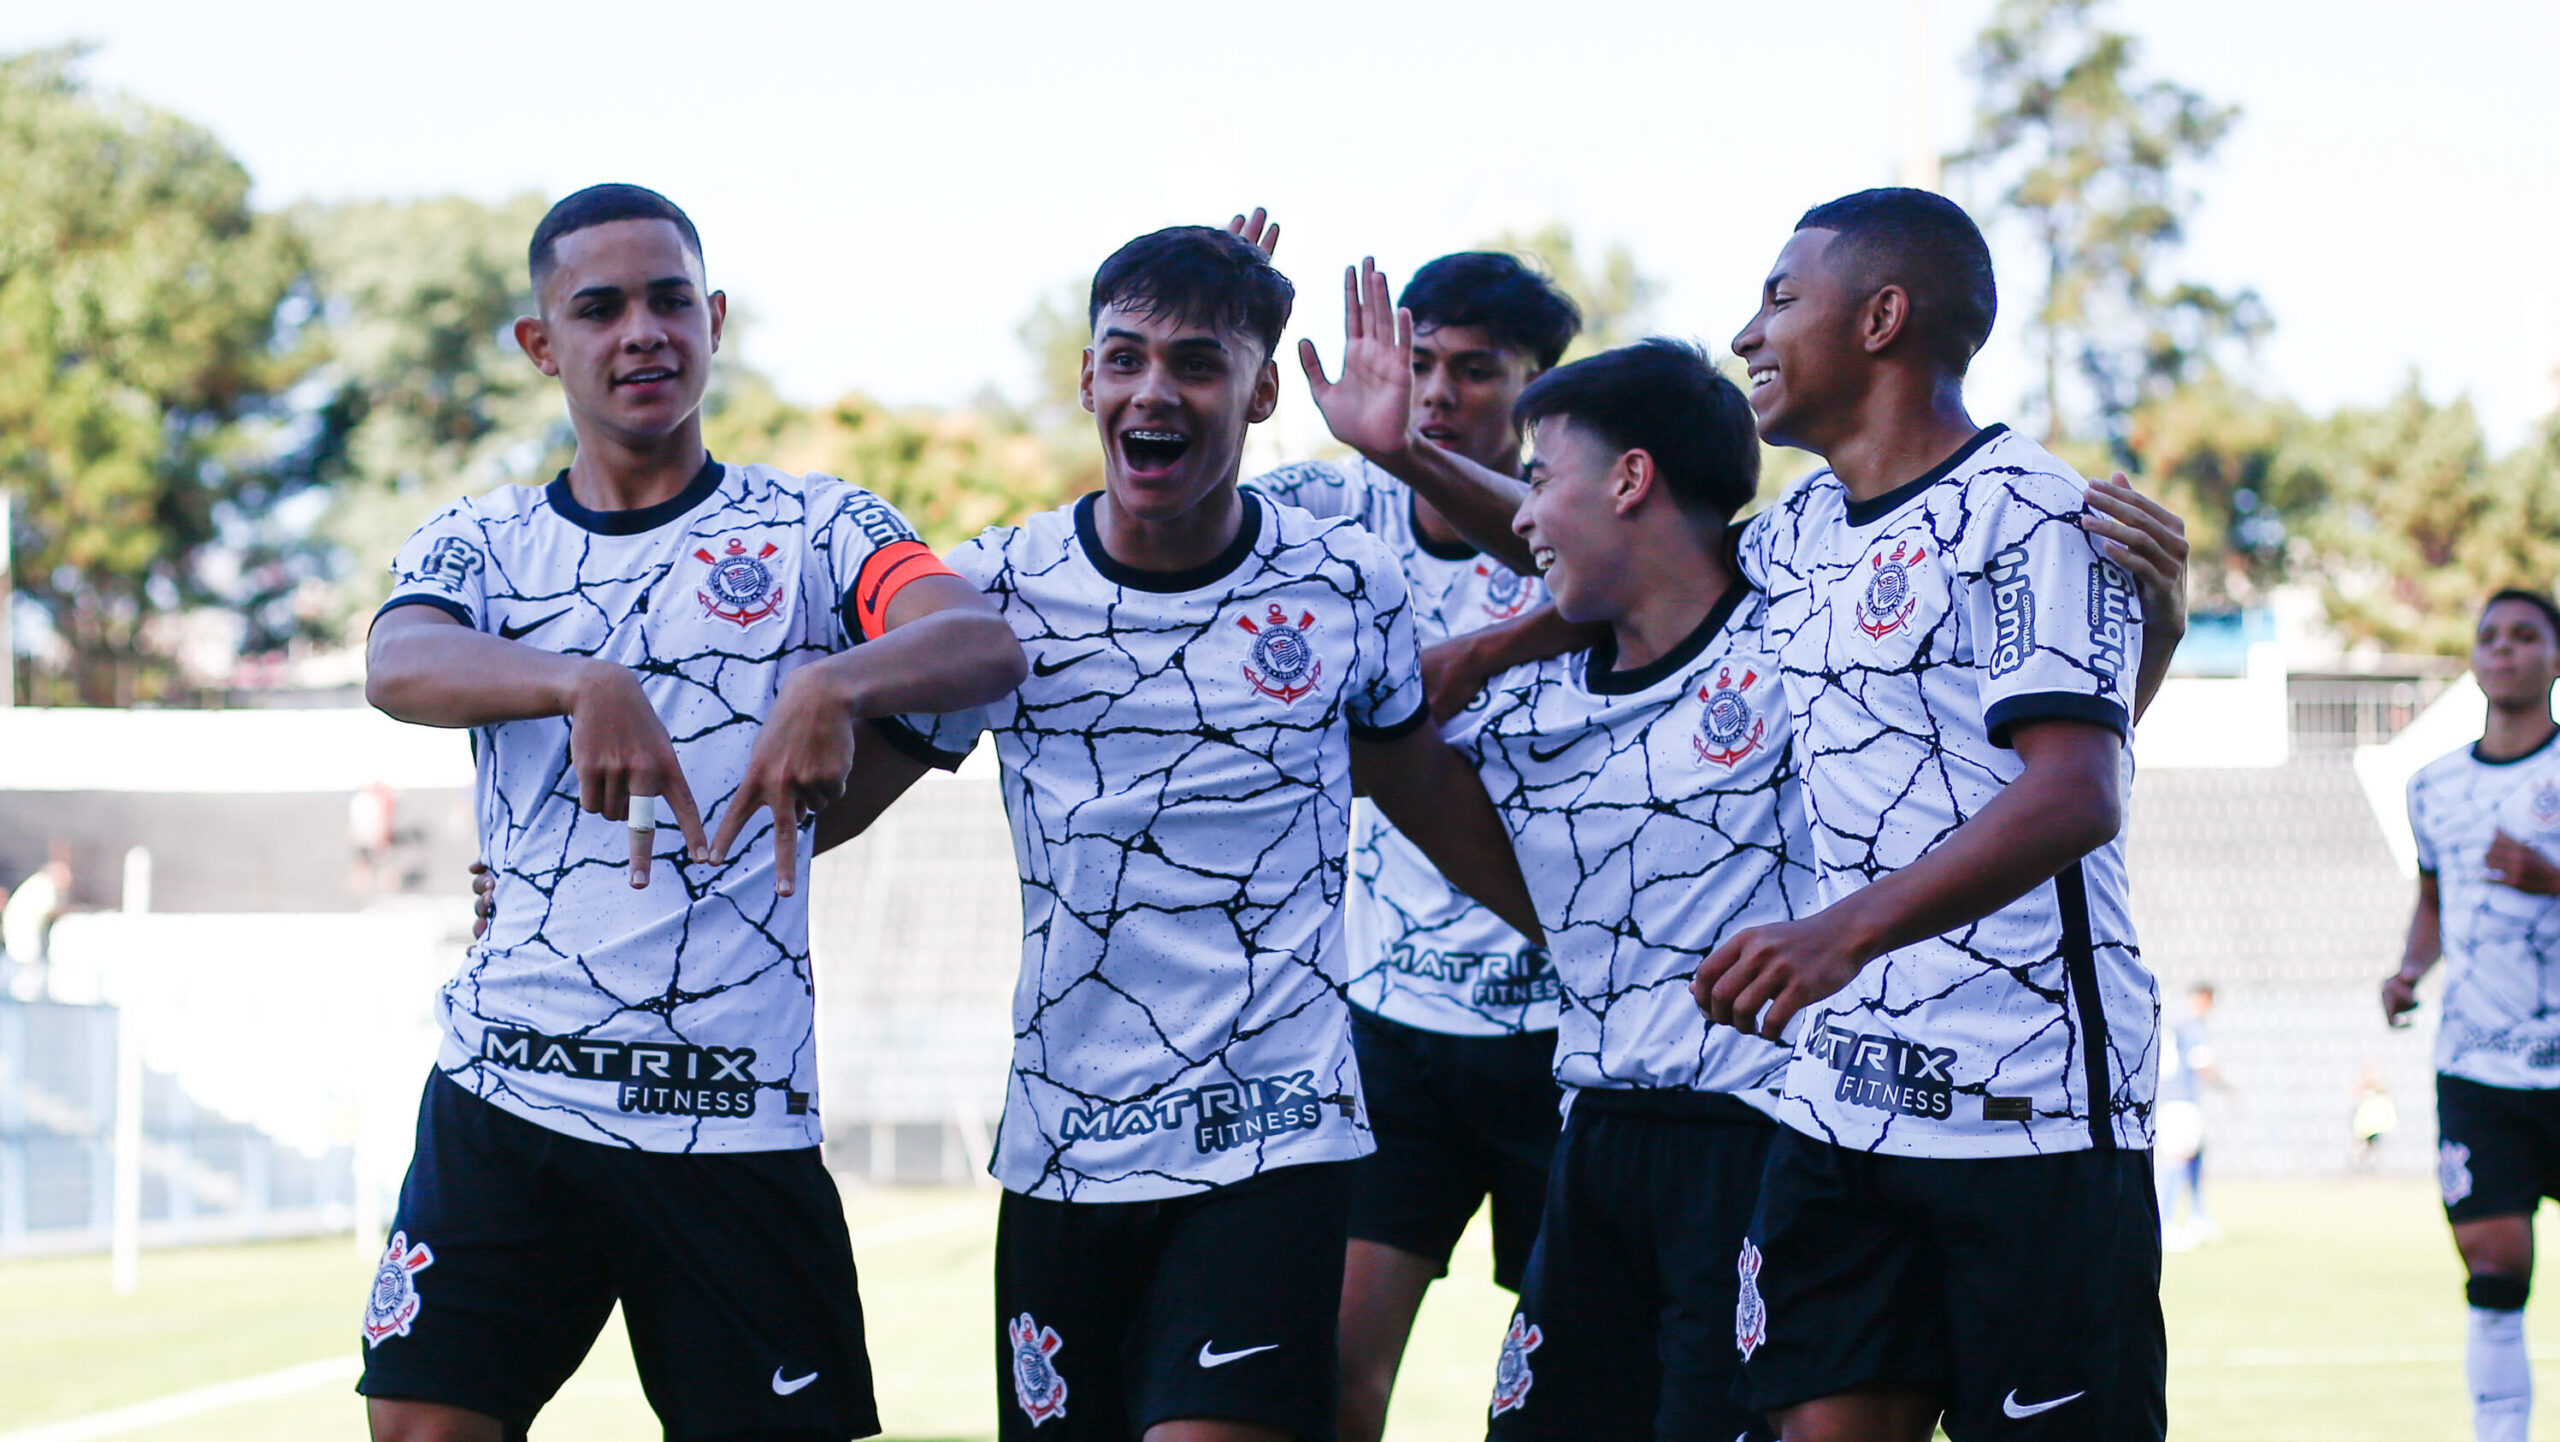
[1251,458,1557,1036]
[2409,735,2560,1089]
[1453,584,1806,1107]
[381,459,948,1153]
[916,489,1428,1202]
[1740,424,2157,1158]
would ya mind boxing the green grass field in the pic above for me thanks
[0,1177,2550,1441]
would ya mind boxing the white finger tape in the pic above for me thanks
[628,794,657,831]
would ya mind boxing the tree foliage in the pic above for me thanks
[1477,223,1661,361]
[0,47,320,703]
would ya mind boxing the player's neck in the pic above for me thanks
[562,415,711,514]
[1093,482,1246,575]
[1608,532,1735,672]
[1816,374,1978,502]
[2478,701,2559,763]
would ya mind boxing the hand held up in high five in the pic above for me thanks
[1225,207,1280,256]
[565,662,709,889]
[1297,257,1417,460]
[709,667,861,898]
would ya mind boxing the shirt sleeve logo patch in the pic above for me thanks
[1007,1312,1069,1425]
[1476,560,1535,620]
[410,536,484,595]
[1856,540,1928,639]
[1238,603,1323,704]
[1988,544,2037,677]
[1488,1311,1543,1415]
[1694,667,1768,767]
[361,1231,434,1347]
[695,538,784,628]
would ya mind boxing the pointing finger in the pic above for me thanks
[627,794,656,890]
[661,766,710,863]
[773,797,801,899]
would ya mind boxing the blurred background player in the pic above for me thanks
[2156,981,2235,1249]
[360,183,1023,1442]
[1250,238,1582,1442]
[2386,588,2560,1442]
[1701,187,2164,1442]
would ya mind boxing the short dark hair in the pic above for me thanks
[1399,253,1582,371]
[529,183,704,289]
[2483,588,2560,642]
[1513,338,1760,523]
[1088,226,1294,359]
[1795,187,1996,375]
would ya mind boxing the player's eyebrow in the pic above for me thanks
[1099,327,1230,355]
[568,276,695,303]
[1418,344,1503,365]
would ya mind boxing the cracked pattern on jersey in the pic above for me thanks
[1741,426,2157,1157]
[918,492,1423,1201]
[1454,589,1802,1103]
[1253,459,1557,1035]
[383,464,928,1152]
[2410,741,2560,1087]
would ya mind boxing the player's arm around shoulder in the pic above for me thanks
[1353,723,1543,944]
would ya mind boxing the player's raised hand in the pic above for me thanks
[2487,830,2560,895]
[1692,913,1869,1042]
[2081,473,2188,635]
[1225,207,1280,257]
[564,662,711,888]
[709,667,859,897]
[1298,257,1417,460]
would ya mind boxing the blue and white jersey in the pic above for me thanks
[380,458,947,1152]
[915,490,1428,1202]
[2410,734,2560,1089]
[1741,424,2157,1158]
[1454,584,1805,1107]
[1252,458,1558,1036]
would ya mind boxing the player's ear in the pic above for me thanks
[1078,348,1098,415]
[514,315,558,377]
[707,290,727,353]
[1247,356,1281,425]
[1611,448,1656,516]
[1862,284,1912,357]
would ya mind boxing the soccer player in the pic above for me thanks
[359,183,1026,1442]
[862,224,1540,1442]
[1449,338,1802,1441]
[1249,248,1582,1440]
[2386,588,2560,1442]
[1697,187,2164,1441]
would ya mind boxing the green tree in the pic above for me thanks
[0,48,319,704]
[1478,223,1661,360]
[1950,0,2266,453]
[2117,378,2302,610]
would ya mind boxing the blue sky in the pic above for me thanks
[13,0,2554,452]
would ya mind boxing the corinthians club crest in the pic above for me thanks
[695,537,785,628]
[1488,1312,1543,1416]
[1476,559,1534,621]
[2532,781,2560,830]
[1694,666,1766,767]
[1857,539,1928,639]
[1238,603,1323,704]
[362,1231,434,1347]
[1007,1312,1068,1425]
[1735,1237,1768,1361]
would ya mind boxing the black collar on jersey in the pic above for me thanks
[545,454,725,536]
[1075,487,1265,593]
[1408,490,1480,562]
[1582,576,1752,696]
[2474,724,2560,767]
[1841,423,2009,527]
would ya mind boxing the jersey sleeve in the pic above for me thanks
[1344,534,1428,741]
[1962,471,2141,748]
[883,531,1004,771]
[2409,771,2443,875]
[378,502,491,630]
[1249,460,1368,523]
[812,480,959,644]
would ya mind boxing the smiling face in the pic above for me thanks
[1412,323,1543,472]
[1513,417,1634,624]
[517,218,724,446]
[1730,227,1864,453]
[2475,598,2560,710]
[1080,303,1278,524]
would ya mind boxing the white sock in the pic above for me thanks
[2469,1305,2531,1442]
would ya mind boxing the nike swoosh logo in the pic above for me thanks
[498,609,569,642]
[1032,648,1103,678]
[771,1367,819,1395]
[2000,1389,2084,1419]
[1197,1341,1279,1368]
[1526,737,1576,763]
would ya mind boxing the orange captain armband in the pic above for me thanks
[850,539,961,640]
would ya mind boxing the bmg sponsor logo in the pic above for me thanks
[1808,1022,1957,1120]
[1986,544,2035,677]
[2087,560,2135,679]
[1057,1070,1354,1155]
[480,1027,759,1118]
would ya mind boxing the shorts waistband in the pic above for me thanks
[1569,1086,1774,1125]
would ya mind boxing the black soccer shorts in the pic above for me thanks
[1736,1127,2165,1441]
[994,1161,1351,1441]
[355,1073,878,1441]
[1347,1006,1561,1290]
[1486,1089,1778,1442]
[2437,1072,2560,1222]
